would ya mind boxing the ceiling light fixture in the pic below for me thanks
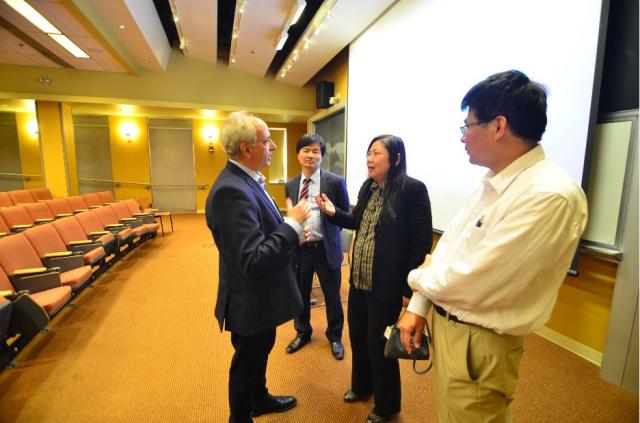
[228,1,246,65]
[4,0,90,59]
[276,0,335,79]
[275,0,306,51]
[168,0,187,52]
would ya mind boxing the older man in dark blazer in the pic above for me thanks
[285,134,350,360]
[205,111,310,423]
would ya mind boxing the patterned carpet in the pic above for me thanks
[0,214,636,422]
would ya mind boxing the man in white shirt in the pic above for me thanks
[398,70,588,422]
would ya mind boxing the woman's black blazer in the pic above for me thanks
[330,176,433,301]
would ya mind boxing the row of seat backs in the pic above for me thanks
[0,194,139,232]
[0,201,156,316]
[0,190,116,208]
[0,188,53,207]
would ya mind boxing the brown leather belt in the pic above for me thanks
[434,304,464,324]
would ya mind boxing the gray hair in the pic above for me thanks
[221,111,262,157]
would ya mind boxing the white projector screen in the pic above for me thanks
[347,0,605,231]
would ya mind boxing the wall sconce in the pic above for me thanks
[202,124,218,153]
[27,118,39,136]
[120,122,137,143]
[208,143,214,153]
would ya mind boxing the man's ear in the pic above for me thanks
[495,116,508,138]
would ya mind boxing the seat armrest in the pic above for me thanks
[69,240,92,245]
[89,205,102,209]
[105,224,125,228]
[13,267,48,276]
[10,269,61,294]
[69,241,101,254]
[0,290,13,298]
[89,231,109,235]
[44,251,73,258]
[73,209,88,214]
[43,254,85,272]
[35,218,54,224]
[10,224,34,233]
[55,213,73,218]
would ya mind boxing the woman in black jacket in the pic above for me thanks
[316,134,433,423]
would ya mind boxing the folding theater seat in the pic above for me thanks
[52,215,122,259]
[7,190,35,205]
[0,206,35,232]
[94,205,142,244]
[112,202,158,239]
[0,214,9,238]
[24,224,106,270]
[0,261,70,318]
[29,188,53,201]
[45,198,74,218]
[0,192,13,208]
[67,195,89,213]
[72,210,119,257]
[0,232,92,294]
[23,202,56,224]
[82,193,103,208]
[96,191,115,204]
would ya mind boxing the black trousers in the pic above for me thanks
[228,328,276,423]
[348,285,403,416]
[294,244,343,342]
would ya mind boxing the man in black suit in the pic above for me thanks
[205,111,310,423]
[285,133,350,360]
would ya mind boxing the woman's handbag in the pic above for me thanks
[383,305,433,375]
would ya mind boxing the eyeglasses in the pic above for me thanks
[460,121,486,135]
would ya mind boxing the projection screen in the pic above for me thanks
[347,0,606,231]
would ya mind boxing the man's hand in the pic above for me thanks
[397,310,426,354]
[302,225,311,243]
[286,198,310,225]
[315,193,336,216]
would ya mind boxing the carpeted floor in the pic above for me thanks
[0,214,636,422]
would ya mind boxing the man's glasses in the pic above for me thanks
[460,121,486,135]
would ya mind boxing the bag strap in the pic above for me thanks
[411,307,434,375]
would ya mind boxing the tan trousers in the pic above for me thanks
[433,312,525,423]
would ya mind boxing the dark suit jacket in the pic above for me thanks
[330,176,433,301]
[285,169,350,269]
[205,162,303,336]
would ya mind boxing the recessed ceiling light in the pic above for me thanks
[118,24,126,30]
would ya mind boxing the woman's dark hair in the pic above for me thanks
[368,134,407,222]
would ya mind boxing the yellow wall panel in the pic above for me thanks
[193,119,226,212]
[61,104,79,195]
[15,112,42,189]
[36,101,68,197]
[108,115,151,202]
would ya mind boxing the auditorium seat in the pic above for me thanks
[24,224,106,269]
[0,214,9,237]
[53,215,123,258]
[82,193,103,208]
[45,198,74,218]
[29,187,54,201]
[23,202,56,224]
[73,210,119,256]
[0,192,13,208]
[97,191,115,204]
[111,202,157,239]
[0,232,92,293]
[0,262,70,317]
[94,205,140,243]
[7,190,35,205]
[67,196,89,213]
[0,206,35,232]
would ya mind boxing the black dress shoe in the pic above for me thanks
[286,335,310,354]
[331,341,344,360]
[251,394,297,417]
[366,411,391,423]
[344,388,370,403]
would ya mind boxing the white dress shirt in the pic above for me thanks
[407,145,588,336]
[298,168,322,242]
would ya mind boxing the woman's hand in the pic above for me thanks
[315,193,336,216]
